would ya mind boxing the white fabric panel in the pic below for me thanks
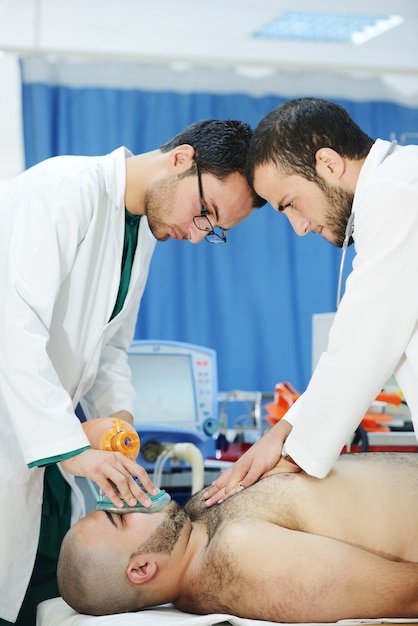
[36,597,418,626]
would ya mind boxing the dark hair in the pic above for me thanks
[246,98,374,188]
[161,119,265,208]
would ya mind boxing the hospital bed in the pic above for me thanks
[36,597,418,626]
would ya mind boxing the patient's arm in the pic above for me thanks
[209,521,418,622]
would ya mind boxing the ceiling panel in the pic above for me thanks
[0,0,417,75]
[0,0,416,184]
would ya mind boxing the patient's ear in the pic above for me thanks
[127,557,158,585]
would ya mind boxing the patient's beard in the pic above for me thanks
[136,502,189,556]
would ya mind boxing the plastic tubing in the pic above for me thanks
[153,442,204,494]
[153,448,172,488]
[172,443,204,494]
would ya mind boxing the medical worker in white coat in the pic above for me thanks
[0,118,264,625]
[204,98,418,505]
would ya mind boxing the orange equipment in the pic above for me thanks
[264,383,403,433]
[82,417,140,460]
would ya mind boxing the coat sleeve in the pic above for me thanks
[285,177,418,477]
[0,168,94,464]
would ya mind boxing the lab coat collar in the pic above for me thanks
[103,146,133,212]
[355,139,398,192]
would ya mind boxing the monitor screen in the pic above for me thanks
[128,352,197,427]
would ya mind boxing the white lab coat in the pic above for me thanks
[0,147,156,621]
[285,139,418,477]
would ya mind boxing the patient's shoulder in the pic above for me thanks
[184,488,209,521]
[176,527,239,615]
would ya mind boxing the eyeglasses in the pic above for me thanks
[193,161,227,244]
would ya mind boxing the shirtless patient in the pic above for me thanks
[57,452,418,622]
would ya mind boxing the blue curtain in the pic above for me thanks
[19,59,418,396]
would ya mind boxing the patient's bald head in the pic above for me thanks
[57,501,189,616]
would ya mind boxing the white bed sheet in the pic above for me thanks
[36,597,418,626]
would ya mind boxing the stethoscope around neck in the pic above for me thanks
[335,140,397,309]
[336,211,355,309]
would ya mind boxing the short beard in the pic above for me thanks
[144,176,177,242]
[135,502,189,557]
[145,165,196,242]
[320,180,354,248]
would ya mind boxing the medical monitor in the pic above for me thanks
[127,340,219,468]
[312,312,335,373]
